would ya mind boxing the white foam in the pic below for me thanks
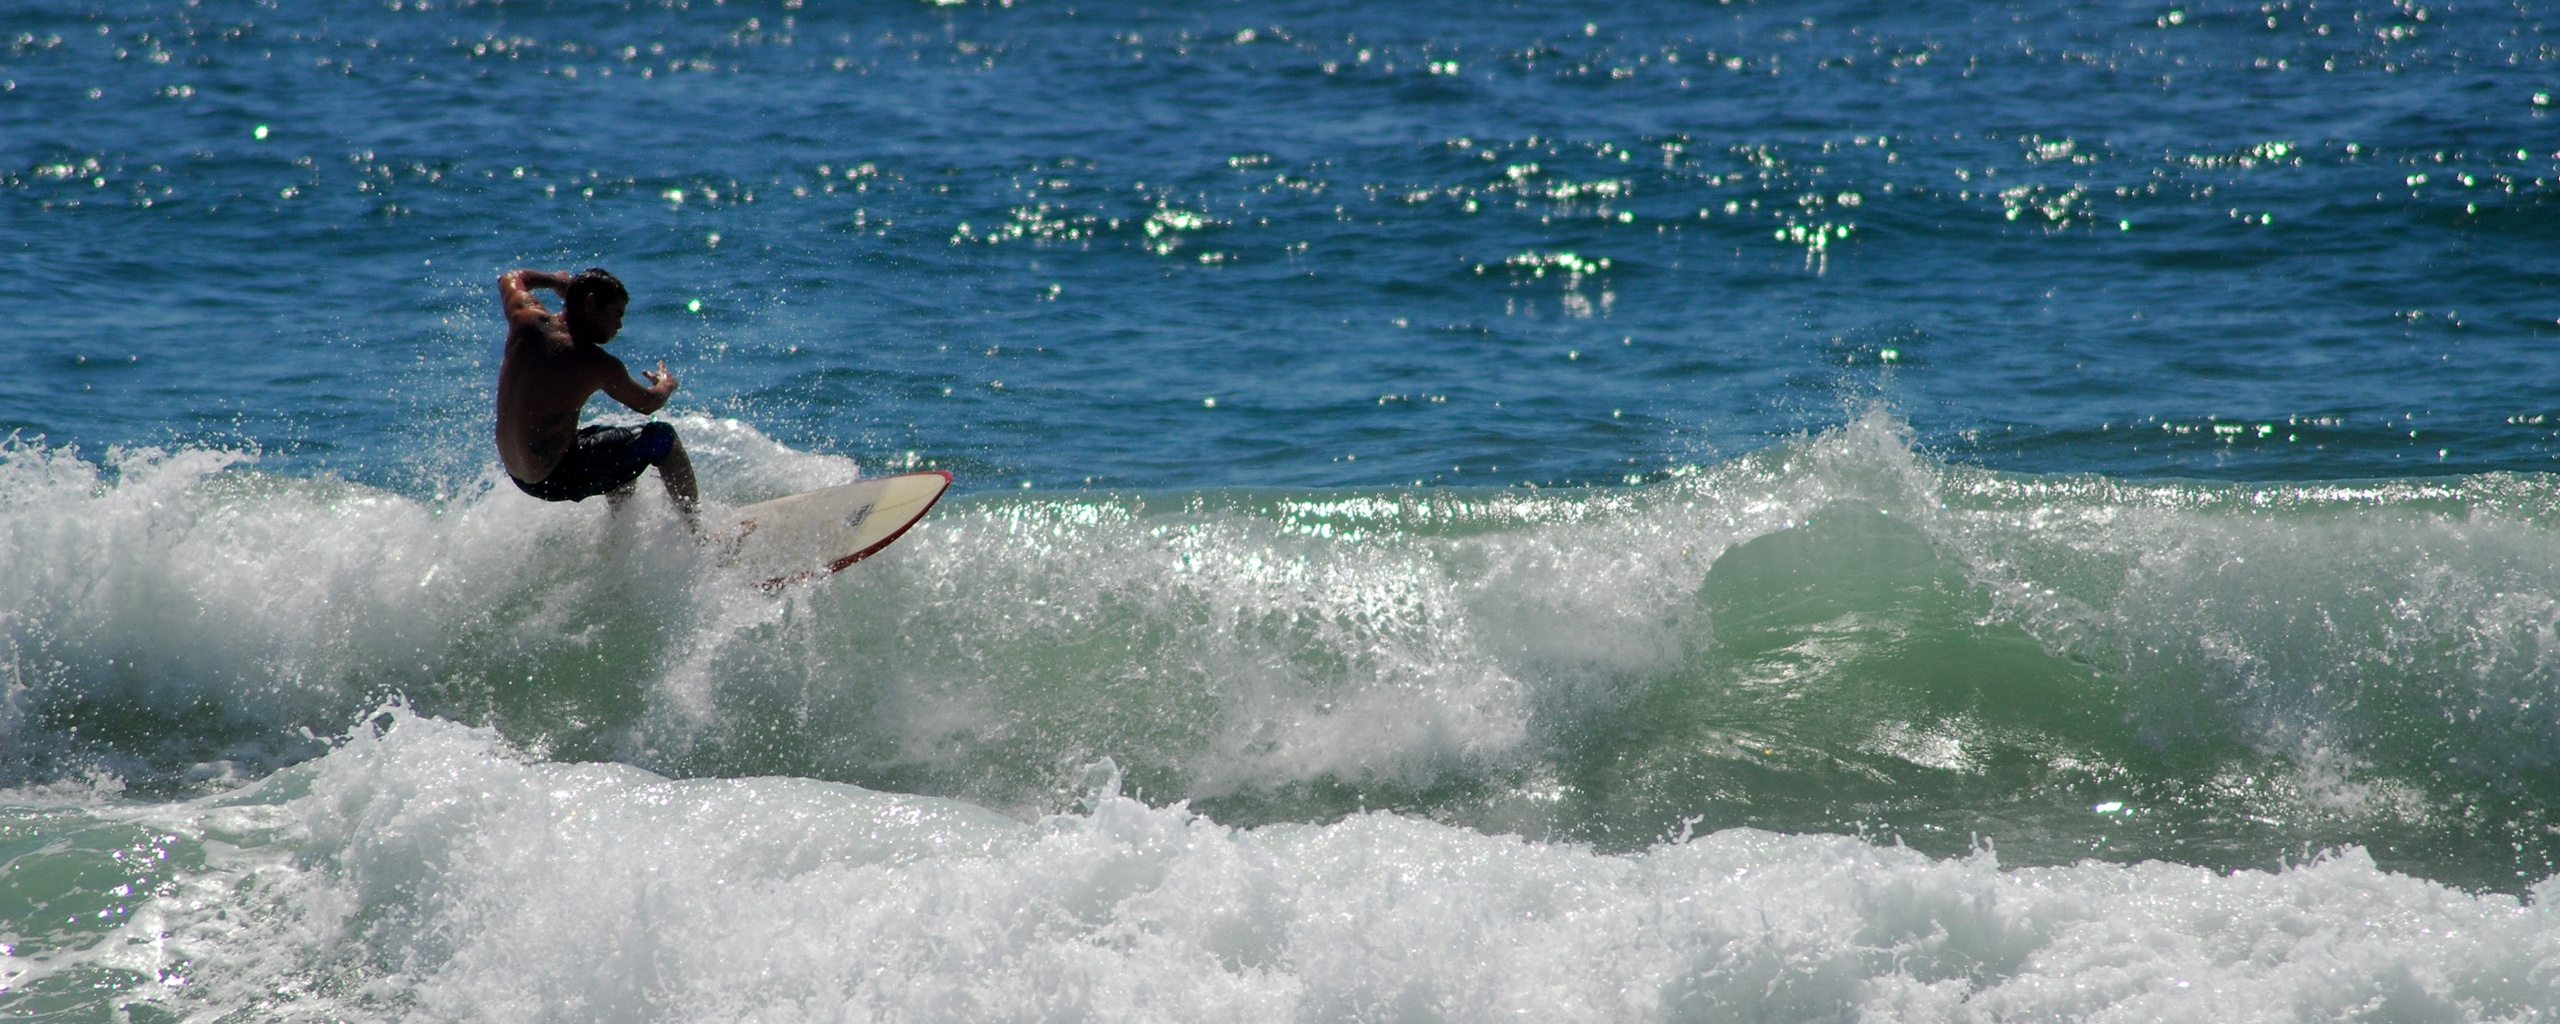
[1912,449,2560,795]
[0,413,1891,803]
[13,411,2560,826]
[667,412,866,503]
[735,444,1820,806]
[0,432,712,776]
[33,711,2560,1022]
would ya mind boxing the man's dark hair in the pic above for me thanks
[565,267,627,311]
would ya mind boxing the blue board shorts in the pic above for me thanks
[511,422,676,502]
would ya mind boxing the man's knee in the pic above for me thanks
[638,421,683,464]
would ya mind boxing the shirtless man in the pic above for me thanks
[494,267,698,526]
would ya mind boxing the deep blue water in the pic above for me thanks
[8,0,2558,493]
[9,1,2560,1020]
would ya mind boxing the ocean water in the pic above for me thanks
[8,0,2560,1019]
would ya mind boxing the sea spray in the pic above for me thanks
[16,0,2560,1016]
[10,415,2560,885]
[8,710,2560,1022]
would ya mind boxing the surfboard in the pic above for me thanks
[724,470,952,588]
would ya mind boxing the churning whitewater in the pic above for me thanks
[9,414,2560,1017]
[14,0,2560,1017]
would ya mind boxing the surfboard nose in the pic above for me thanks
[726,471,953,588]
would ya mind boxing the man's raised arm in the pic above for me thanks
[498,269,572,329]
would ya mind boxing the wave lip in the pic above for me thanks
[9,415,2560,887]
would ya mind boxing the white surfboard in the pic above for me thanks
[725,470,952,588]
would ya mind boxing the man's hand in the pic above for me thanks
[598,358,677,414]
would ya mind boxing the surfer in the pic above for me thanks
[494,267,699,528]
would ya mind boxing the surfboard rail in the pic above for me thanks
[725,470,953,590]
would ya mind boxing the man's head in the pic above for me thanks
[563,267,628,345]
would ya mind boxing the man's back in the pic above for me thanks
[495,313,608,483]
[490,267,698,520]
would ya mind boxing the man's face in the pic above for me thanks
[571,294,626,344]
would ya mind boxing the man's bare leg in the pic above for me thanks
[657,435,700,533]
[596,435,697,532]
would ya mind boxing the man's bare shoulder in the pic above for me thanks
[507,331,633,393]
[502,311,553,353]
[502,316,586,369]
[566,336,632,380]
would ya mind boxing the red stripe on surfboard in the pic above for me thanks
[759,470,953,590]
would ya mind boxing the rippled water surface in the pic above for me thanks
[8,1,2560,1020]
[9,0,2559,489]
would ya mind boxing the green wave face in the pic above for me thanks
[6,414,2559,889]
